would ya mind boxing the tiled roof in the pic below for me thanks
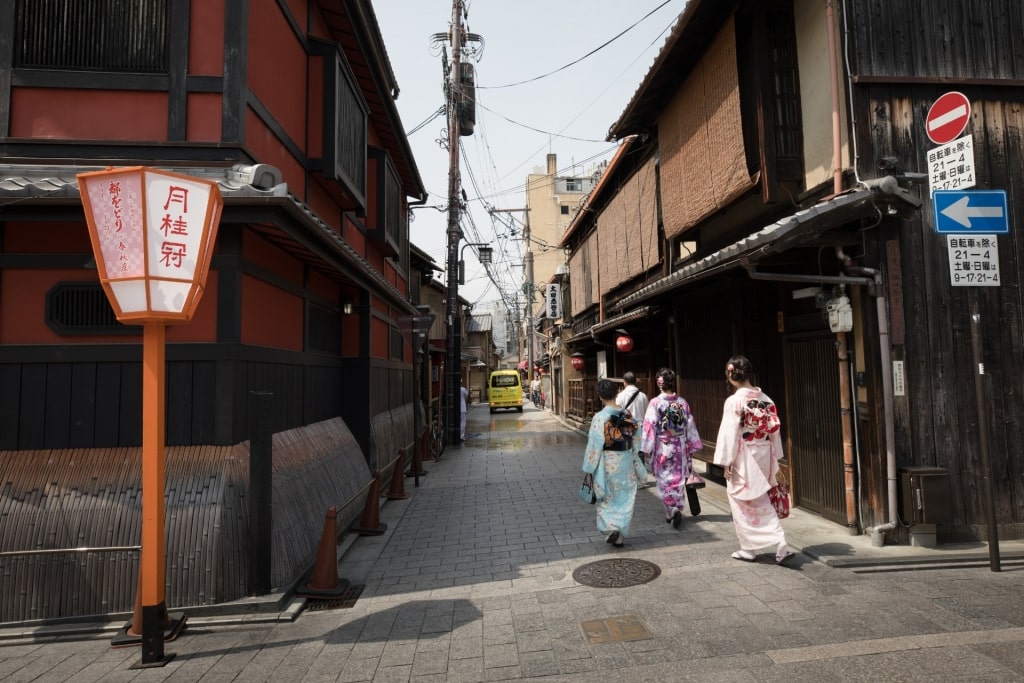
[613,183,922,311]
[0,163,416,314]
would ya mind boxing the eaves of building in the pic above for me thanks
[0,162,418,315]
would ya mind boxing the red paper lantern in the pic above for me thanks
[616,335,634,352]
[571,355,585,371]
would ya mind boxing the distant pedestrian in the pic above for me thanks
[713,355,794,565]
[615,371,649,424]
[639,368,702,528]
[617,371,651,487]
[582,379,645,547]
[459,382,469,441]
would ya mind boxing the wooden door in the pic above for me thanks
[783,335,846,524]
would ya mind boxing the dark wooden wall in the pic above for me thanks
[849,0,1024,81]
[0,344,344,450]
[858,83,1024,540]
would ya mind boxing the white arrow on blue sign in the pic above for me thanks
[932,189,1009,234]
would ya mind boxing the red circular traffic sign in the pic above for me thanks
[925,91,971,145]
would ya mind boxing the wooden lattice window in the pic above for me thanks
[14,0,169,73]
[45,282,137,335]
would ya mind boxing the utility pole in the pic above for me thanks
[439,0,480,446]
[489,207,531,378]
[524,212,534,384]
[443,0,464,448]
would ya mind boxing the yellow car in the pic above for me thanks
[488,370,524,413]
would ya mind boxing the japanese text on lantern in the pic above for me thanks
[82,172,144,280]
[107,181,130,273]
[159,185,189,268]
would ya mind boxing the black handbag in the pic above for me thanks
[579,472,597,504]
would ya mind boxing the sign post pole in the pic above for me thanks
[969,292,1001,572]
[926,92,1002,570]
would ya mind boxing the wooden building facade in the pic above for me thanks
[561,0,1024,543]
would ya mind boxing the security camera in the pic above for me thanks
[877,156,899,170]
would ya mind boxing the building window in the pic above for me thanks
[390,326,404,361]
[311,39,369,209]
[45,282,137,335]
[565,178,582,192]
[14,0,169,73]
[367,148,403,260]
[308,303,342,354]
[560,205,570,215]
[766,8,801,161]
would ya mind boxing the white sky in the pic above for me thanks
[375,0,682,312]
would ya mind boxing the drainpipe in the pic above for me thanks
[837,250,899,546]
[826,0,843,196]
[868,272,899,545]
[836,330,858,535]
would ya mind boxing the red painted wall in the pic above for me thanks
[187,93,223,142]
[243,232,303,285]
[307,269,339,302]
[0,268,216,344]
[10,90,168,141]
[247,2,307,150]
[245,109,304,190]
[189,0,226,76]
[241,274,303,350]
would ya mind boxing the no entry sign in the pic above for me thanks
[926,91,971,145]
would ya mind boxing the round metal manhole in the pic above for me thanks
[572,558,661,588]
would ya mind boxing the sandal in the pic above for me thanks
[731,550,756,562]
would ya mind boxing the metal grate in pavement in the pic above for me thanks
[579,615,652,644]
[572,558,661,588]
[304,584,364,611]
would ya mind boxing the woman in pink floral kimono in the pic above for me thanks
[713,355,795,564]
[639,368,702,529]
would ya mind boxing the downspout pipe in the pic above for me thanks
[826,0,844,196]
[867,270,899,545]
[837,249,899,546]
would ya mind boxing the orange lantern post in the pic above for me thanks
[78,167,222,667]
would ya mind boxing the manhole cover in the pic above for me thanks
[572,558,661,588]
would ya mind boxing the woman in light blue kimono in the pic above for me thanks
[639,368,702,529]
[582,379,645,547]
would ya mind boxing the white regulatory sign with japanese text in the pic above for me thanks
[928,135,975,193]
[947,234,1000,287]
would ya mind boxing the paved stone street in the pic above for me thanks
[2,403,1024,681]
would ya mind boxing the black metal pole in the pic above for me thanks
[969,292,1000,571]
[247,390,274,593]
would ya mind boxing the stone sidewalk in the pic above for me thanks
[2,404,1024,681]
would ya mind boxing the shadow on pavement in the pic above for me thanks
[325,599,482,644]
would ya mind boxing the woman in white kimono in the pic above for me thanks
[713,355,795,564]
[582,379,645,547]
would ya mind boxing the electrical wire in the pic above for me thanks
[478,0,674,89]
[475,101,607,143]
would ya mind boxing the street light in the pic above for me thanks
[77,166,222,667]
[458,242,493,285]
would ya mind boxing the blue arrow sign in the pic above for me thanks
[933,190,1009,234]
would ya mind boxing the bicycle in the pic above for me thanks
[533,390,545,410]
[429,411,445,459]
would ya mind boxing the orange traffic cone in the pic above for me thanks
[352,470,388,535]
[386,450,408,500]
[294,506,350,598]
